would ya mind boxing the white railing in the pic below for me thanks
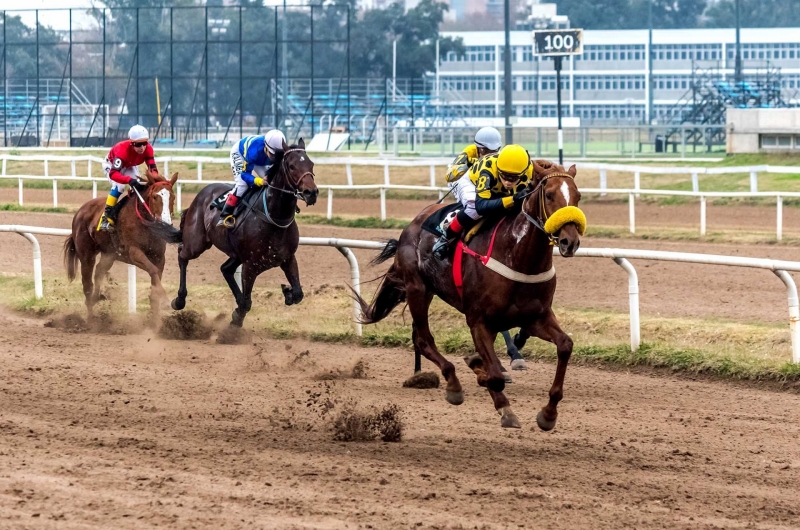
[0,225,383,336]
[3,174,797,239]
[2,223,798,362]
[2,152,799,192]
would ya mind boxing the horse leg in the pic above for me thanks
[406,285,463,406]
[279,255,304,306]
[90,253,115,307]
[80,252,97,319]
[527,310,573,432]
[513,329,531,351]
[220,256,244,308]
[127,247,167,320]
[502,330,527,371]
[229,262,257,328]
[468,322,519,428]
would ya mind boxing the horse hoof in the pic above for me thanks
[230,309,244,328]
[171,298,185,311]
[499,407,521,429]
[445,390,464,406]
[510,358,527,371]
[502,370,513,384]
[282,284,293,306]
[536,410,557,431]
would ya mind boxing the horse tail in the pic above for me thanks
[145,219,183,244]
[353,264,406,325]
[370,238,399,266]
[63,235,78,283]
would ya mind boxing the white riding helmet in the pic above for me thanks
[264,129,286,154]
[474,127,502,152]
[128,124,149,142]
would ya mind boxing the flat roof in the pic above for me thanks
[441,28,800,46]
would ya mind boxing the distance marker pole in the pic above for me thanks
[555,55,563,165]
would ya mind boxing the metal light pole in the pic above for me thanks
[503,0,513,143]
[734,0,742,86]
[647,0,653,125]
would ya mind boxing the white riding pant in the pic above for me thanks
[102,159,140,193]
[451,173,480,220]
[230,144,267,197]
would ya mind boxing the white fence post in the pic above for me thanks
[634,171,640,198]
[700,195,707,236]
[234,265,242,290]
[327,188,333,219]
[164,160,169,176]
[1,158,6,175]
[337,246,363,337]
[18,179,23,206]
[599,169,607,196]
[629,192,635,234]
[777,195,783,241]
[128,265,137,314]
[429,165,436,187]
[71,160,76,177]
[346,163,353,186]
[750,171,758,193]
[87,159,91,178]
[53,180,58,208]
[383,163,390,185]
[691,172,699,193]
[380,187,386,220]
[197,162,203,181]
[774,270,800,364]
[92,180,97,199]
[44,160,49,178]
[176,183,182,213]
[613,257,640,351]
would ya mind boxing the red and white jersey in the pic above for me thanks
[106,140,156,171]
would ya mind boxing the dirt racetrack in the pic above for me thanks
[2,206,800,528]
[2,308,800,529]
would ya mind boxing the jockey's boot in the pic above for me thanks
[98,193,119,231]
[432,210,478,261]
[216,194,239,228]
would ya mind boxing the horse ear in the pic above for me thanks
[169,172,178,186]
[144,170,156,185]
[532,160,547,180]
[567,164,577,177]
[298,137,305,149]
[281,138,288,151]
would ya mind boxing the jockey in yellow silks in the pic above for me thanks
[433,143,532,260]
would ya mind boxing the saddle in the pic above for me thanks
[421,203,488,244]
[210,185,256,219]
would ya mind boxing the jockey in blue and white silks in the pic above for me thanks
[218,129,286,228]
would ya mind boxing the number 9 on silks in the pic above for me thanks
[98,124,159,232]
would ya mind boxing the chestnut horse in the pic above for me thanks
[355,161,585,430]
[64,171,179,319]
[152,139,319,328]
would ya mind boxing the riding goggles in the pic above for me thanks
[131,141,148,148]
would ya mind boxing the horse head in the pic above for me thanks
[143,170,179,225]
[279,137,319,206]
[525,160,586,257]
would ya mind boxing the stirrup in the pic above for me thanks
[98,215,115,232]
[218,215,236,229]
[432,236,450,260]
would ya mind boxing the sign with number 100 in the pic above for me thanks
[533,29,583,57]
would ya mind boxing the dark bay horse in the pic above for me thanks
[355,161,585,430]
[64,170,179,319]
[155,139,318,328]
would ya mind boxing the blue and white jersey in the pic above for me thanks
[236,135,277,185]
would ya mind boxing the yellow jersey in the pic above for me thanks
[470,153,534,215]
[445,144,480,183]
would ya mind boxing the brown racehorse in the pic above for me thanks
[64,170,179,319]
[151,139,319,328]
[354,161,585,430]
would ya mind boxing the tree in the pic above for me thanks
[703,0,800,28]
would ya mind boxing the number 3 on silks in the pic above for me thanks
[113,158,123,169]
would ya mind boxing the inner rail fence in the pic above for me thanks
[1,224,798,363]
[2,174,799,240]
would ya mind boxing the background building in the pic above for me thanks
[436,27,800,125]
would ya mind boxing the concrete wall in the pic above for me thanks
[726,108,800,153]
